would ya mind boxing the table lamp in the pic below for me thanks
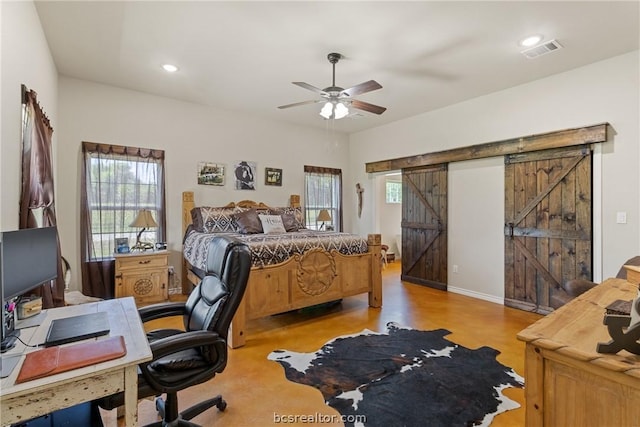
[317,209,332,230]
[130,209,158,251]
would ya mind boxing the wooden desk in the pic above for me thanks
[517,278,640,426]
[0,297,151,426]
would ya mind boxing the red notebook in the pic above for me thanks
[16,335,127,384]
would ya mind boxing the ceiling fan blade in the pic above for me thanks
[340,80,382,97]
[278,100,320,109]
[292,82,327,95]
[351,100,387,115]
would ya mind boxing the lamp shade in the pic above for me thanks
[130,209,158,228]
[317,209,332,222]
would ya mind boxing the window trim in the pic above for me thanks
[81,142,166,261]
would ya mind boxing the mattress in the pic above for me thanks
[183,229,369,271]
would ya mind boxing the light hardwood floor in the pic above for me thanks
[102,262,542,426]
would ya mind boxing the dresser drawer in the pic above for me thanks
[116,253,168,270]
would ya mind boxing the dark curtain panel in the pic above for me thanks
[19,85,65,308]
[81,142,165,299]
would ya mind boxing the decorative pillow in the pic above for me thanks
[280,212,299,232]
[232,209,263,234]
[191,207,243,233]
[258,214,287,234]
[270,207,305,230]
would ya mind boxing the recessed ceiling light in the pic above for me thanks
[519,35,543,47]
[162,64,178,73]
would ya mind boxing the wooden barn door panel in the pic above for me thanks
[504,146,592,313]
[401,165,448,290]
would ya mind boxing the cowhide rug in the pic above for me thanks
[268,322,523,427]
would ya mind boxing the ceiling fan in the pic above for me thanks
[278,53,386,120]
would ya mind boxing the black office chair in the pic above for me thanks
[97,235,251,426]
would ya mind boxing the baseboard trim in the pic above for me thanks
[447,286,504,306]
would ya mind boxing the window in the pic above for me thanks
[386,180,402,204]
[304,166,342,231]
[82,142,165,260]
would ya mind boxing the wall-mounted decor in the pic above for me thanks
[265,167,283,186]
[356,182,364,218]
[234,160,256,190]
[197,162,225,186]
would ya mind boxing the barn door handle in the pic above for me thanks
[508,223,514,239]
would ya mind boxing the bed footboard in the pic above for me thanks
[228,234,382,348]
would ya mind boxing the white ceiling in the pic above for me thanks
[35,1,640,134]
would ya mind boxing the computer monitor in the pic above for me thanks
[1,226,59,352]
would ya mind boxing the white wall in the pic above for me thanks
[351,51,640,302]
[1,1,58,230]
[447,157,505,303]
[374,174,402,256]
[57,77,351,292]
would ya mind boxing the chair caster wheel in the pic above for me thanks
[155,397,166,418]
[217,399,227,411]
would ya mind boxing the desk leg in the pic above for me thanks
[123,365,138,426]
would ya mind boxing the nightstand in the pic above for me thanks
[114,250,169,306]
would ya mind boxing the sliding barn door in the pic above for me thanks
[504,146,592,313]
[401,165,448,290]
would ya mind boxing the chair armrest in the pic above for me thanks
[147,330,223,360]
[138,301,187,323]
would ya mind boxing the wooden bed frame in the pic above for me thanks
[181,191,382,348]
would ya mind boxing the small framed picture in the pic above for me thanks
[198,162,225,186]
[265,167,282,186]
[115,237,130,254]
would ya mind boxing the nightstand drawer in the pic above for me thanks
[116,253,168,270]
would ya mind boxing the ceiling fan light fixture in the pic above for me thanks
[334,102,349,119]
[319,102,333,119]
[319,101,349,120]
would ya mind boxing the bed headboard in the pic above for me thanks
[181,191,300,236]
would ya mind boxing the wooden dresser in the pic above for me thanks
[114,250,169,306]
[517,275,640,426]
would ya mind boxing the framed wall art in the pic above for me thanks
[234,160,256,190]
[114,237,130,254]
[197,162,225,186]
[265,167,282,186]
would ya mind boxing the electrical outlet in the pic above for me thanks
[616,212,627,224]
[453,265,459,273]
